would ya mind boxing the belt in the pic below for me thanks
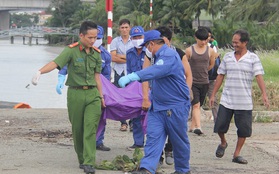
[69,86,95,90]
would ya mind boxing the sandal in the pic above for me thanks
[232,156,248,164]
[193,128,204,135]
[120,124,128,131]
[215,142,228,158]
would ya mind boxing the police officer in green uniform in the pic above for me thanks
[31,21,104,174]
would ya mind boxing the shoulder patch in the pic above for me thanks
[92,46,101,53]
[156,59,164,65]
[68,42,79,48]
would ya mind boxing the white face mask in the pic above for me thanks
[132,38,144,48]
[145,43,153,59]
[93,39,103,48]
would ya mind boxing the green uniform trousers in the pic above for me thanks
[67,87,101,166]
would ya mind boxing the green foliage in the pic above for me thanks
[133,147,144,162]
[223,0,279,23]
[256,50,279,81]
[96,148,143,172]
[254,115,273,123]
[88,0,107,29]
[70,3,94,29]
[44,34,78,45]
[156,0,185,31]
[10,13,38,27]
[48,0,81,27]
[211,19,279,50]
[45,0,279,49]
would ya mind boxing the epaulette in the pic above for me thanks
[92,46,101,53]
[68,42,79,48]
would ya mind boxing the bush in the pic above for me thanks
[44,34,78,45]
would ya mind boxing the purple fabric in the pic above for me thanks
[97,75,147,138]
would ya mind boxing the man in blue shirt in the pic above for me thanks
[119,30,191,174]
[55,25,112,152]
[126,26,146,151]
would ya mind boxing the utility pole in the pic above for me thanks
[106,0,113,52]
[150,0,153,28]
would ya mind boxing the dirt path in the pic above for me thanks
[0,109,278,174]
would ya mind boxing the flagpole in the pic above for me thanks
[150,0,153,28]
[106,0,113,52]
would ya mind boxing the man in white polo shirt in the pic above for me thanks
[209,29,269,165]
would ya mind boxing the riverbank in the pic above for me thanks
[0,109,278,174]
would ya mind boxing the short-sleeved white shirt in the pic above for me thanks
[110,36,133,75]
[218,51,264,110]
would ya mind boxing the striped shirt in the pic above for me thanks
[218,51,264,110]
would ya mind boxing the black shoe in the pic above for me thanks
[96,144,111,151]
[127,144,144,151]
[193,129,203,135]
[83,165,95,174]
[79,164,85,169]
[132,168,151,174]
[171,171,191,174]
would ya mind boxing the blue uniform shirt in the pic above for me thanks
[126,47,146,73]
[59,46,111,81]
[99,46,112,80]
[136,44,190,112]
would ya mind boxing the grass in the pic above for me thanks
[254,114,273,123]
[256,50,279,82]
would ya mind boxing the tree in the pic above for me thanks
[183,0,228,26]
[48,0,81,27]
[113,0,149,26]
[223,0,279,23]
[70,3,94,29]
[10,13,34,27]
[156,0,186,32]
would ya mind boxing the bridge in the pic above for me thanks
[0,0,95,30]
[0,27,78,45]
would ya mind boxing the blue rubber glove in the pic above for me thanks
[56,74,66,95]
[118,72,140,88]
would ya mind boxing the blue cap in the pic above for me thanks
[130,26,144,37]
[97,25,104,39]
[140,30,162,46]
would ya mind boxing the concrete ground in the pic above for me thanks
[0,109,278,174]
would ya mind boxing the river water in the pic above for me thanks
[0,38,67,108]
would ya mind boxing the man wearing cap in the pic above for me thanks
[55,25,112,152]
[125,26,146,151]
[151,26,193,166]
[118,30,191,174]
[31,21,104,174]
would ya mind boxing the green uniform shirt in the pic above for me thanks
[54,41,102,86]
